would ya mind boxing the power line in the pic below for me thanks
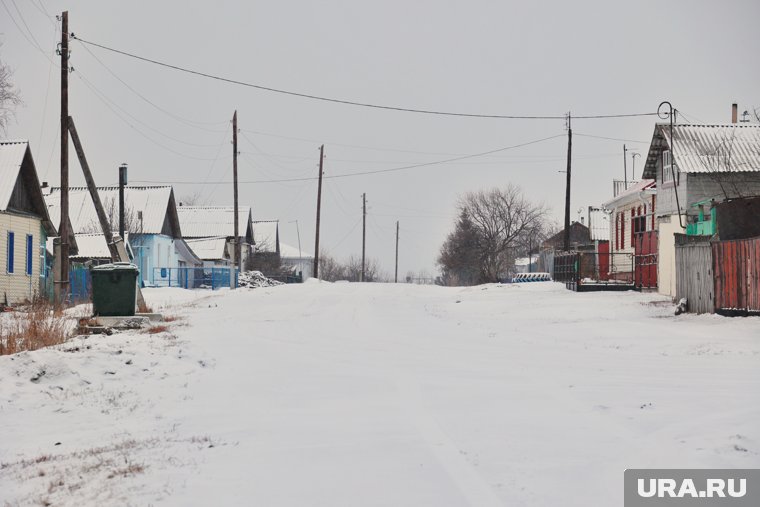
[74,36,659,121]
[574,132,650,144]
[79,42,229,131]
[75,70,231,161]
[131,133,566,184]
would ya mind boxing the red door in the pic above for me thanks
[634,231,658,288]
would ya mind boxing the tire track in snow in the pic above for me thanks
[394,375,509,507]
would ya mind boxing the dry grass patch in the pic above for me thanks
[143,324,170,335]
[0,298,71,356]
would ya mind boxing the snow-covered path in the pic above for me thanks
[2,282,759,506]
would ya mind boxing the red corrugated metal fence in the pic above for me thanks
[712,237,760,313]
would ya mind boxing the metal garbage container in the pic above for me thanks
[91,262,139,316]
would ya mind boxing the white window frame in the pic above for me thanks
[662,150,677,184]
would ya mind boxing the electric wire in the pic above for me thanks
[79,42,229,131]
[73,36,659,120]
[574,132,649,144]
[74,70,229,161]
[130,133,566,184]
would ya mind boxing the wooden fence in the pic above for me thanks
[674,234,713,314]
[712,236,760,314]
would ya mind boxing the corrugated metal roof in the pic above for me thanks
[71,233,127,260]
[253,220,279,253]
[588,207,611,242]
[45,232,122,259]
[45,186,175,235]
[0,140,28,211]
[643,124,760,178]
[184,237,229,261]
[176,206,252,238]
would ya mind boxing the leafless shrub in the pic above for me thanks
[142,324,169,335]
[0,298,70,355]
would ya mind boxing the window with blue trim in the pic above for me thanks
[26,234,33,275]
[7,231,14,274]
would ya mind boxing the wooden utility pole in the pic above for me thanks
[394,220,399,283]
[563,112,572,251]
[623,144,628,190]
[68,117,118,260]
[56,11,69,308]
[232,111,240,275]
[313,145,324,278]
[361,193,366,282]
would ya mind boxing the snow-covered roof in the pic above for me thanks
[70,233,127,260]
[185,237,229,261]
[45,186,180,236]
[176,206,252,239]
[643,124,760,178]
[602,179,656,209]
[280,242,312,259]
[253,220,279,253]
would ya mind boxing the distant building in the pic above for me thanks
[541,221,592,251]
[177,205,254,268]
[280,242,313,279]
[45,185,200,286]
[602,179,656,282]
[0,140,56,304]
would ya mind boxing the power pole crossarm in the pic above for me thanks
[313,145,324,279]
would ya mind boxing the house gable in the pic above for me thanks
[0,141,56,235]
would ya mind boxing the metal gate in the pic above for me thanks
[634,230,658,289]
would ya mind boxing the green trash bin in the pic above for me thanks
[91,262,139,316]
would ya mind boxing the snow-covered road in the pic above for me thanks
[1,282,759,506]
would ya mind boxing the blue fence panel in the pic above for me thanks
[152,267,238,290]
[69,266,91,302]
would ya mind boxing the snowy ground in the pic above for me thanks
[1,282,758,506]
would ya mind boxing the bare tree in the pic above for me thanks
[178,192,203,206]
[460,185,549,282]
[0,46,22,134]
[438,185,549,285]
[316,252,383,282]
[80,196,140,236]
[318,252,345,282]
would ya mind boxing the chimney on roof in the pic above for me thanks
[732,103,738,124]
[41,181,48,189]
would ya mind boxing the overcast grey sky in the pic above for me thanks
[2,0,759,276]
